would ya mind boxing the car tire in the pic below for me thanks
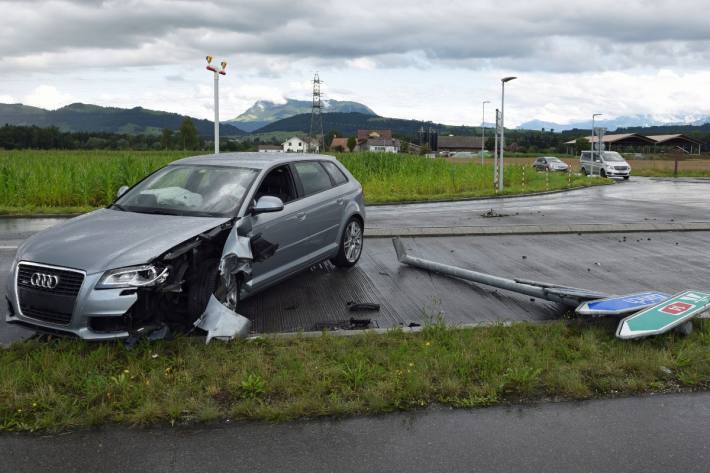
[187,258,219,318]
[623,176,630,180]
[600,169,607,178]
[581,167,588,176]
[332,217,364,268]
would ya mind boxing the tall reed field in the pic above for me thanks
[0,150,606,213]
[0,150,195,213]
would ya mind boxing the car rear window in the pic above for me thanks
[321,161,348,186]
[294,162,333,196]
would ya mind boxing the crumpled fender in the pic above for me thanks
[194,294,252,343]
[197,217,260,343]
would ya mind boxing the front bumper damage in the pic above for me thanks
[6,217,273,344]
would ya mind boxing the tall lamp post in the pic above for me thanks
[481,100,490,165]
[591,113,603,176]
[205,55,227,154]
[499,76,517,190]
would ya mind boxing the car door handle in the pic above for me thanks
[336,198,344,205]
[295,212,307,221]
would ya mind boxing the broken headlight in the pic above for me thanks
[96,265,169,289]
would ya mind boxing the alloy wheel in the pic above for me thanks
[343,220,363,263]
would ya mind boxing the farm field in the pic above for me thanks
[0,150,607,214]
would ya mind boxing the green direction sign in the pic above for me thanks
[617,290,710,339]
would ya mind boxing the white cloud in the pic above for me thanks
[23,85,74,110]
[347,58,376,71]
[0,94,16,103]
[1,0,710,125]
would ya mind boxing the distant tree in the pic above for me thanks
[347,136,357,152]
[160,128,174,150]
[420,144,431,155]
[179,117,199,149]
[400,141,410,153]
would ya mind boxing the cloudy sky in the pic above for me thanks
[1,0,710,126]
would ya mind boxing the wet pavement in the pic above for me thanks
[2,177,710,345]
[366,177,710,230]
[3,392,710,472]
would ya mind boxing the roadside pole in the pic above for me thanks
[591,113,602,175]
[499,77,516,191]
[481,100,490,165]
[494,109,500,191]
[205,56,227,154]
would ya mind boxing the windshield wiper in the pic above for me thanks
[110,203,127,211]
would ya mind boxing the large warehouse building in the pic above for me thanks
[564,133,702,154]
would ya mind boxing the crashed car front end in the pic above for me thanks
[5,217,253,341]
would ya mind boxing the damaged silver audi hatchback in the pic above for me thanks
[5,153,365,341]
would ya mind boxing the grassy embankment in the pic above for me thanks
[1,319,709,432]
[0,150,607,214]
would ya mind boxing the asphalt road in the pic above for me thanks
[3,392,710,473]
[3,177,710,344]
[366,177,710,231]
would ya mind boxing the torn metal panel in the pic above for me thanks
[194,294,252,343]
[218,226,254,294]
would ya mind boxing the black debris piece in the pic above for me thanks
[348,302,381,312]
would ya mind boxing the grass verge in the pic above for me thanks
[2,319,709,432]
[0,150,609,214]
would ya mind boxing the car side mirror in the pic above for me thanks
[117,185,129,198]
[252,195,284,215]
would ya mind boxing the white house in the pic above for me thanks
[361,138,401,153]
[282,136,319,153]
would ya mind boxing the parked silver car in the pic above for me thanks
[5,153,366,340]
[532,156,569,172]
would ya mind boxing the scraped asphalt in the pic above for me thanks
[2,176,710,344]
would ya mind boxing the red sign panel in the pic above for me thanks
[660,302,693,316]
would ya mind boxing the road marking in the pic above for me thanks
[0,245,18,250]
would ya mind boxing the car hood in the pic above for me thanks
[17,209,232,274]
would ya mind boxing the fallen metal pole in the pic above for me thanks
[392,238,608,307]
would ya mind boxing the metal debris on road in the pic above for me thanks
[392,237,607,308]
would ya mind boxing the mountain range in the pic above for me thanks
[0,102,246,136]
[226,98,376,132]
[520,114,710,132]
[2,100,709,138]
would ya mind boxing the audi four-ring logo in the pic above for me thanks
[30,272,60,289]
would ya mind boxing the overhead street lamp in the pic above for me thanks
[499,76,517,190]
[481,100,490,165]
[591,113,603,175]
[205,55,227,154]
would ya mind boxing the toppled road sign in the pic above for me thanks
[576,291,670,316]
[616,290,710,339]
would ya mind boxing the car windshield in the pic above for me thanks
[546,157,561,162]
[114,165,257,217]
[602,151,625,162]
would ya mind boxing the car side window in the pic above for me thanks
[293,161,333,196]
[255,165,298,204]
[321,161,348,186]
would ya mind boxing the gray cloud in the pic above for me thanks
[1,0,710,73]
